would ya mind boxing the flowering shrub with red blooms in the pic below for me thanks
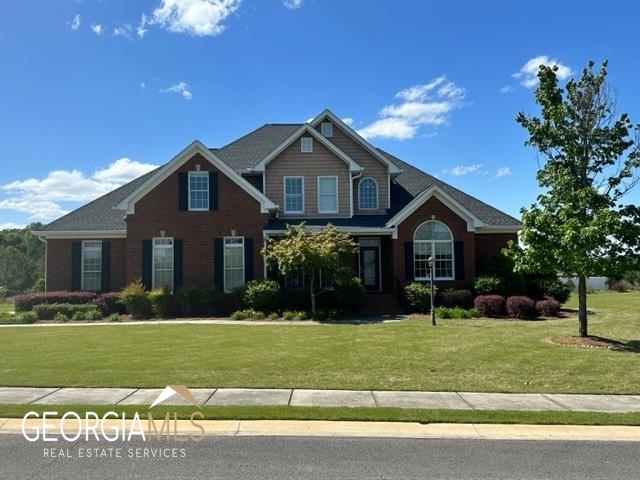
[473,295,505,318]
[535,296,561,317]
[506,296,538,320]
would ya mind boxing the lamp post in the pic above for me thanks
[427,256,436,325]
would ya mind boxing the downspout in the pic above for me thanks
[351,170,364,217]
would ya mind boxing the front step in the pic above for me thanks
[358,293,404,316]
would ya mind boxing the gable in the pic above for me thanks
[116,140,277,215]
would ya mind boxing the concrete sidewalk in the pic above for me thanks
[1,387,639,412]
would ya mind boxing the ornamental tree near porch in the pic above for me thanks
[261,223,358,313]
[514,60,640,337]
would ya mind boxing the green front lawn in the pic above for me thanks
[0,290,638,393]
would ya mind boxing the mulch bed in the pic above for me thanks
[550,335,626,349]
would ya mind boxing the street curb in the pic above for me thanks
[2,418,639,441]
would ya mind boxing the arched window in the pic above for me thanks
[414,220,454,280]
[358,177,378,210]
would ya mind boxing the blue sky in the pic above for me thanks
[2,0,640,229]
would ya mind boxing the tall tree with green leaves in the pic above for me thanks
[514,60,640,337]
[0,223,45,294]
[261,223,357,312]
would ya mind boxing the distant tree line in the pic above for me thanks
[0,223,45,295]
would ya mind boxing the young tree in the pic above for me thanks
[514,60,640,337]
[261,223,357,312]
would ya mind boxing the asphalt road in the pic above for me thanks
[2,435,638,480]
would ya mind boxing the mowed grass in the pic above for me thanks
[0,291,638,393]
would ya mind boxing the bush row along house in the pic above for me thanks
[35,109,520,307]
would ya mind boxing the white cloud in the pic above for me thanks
[496,166,512,177]
[341,117,354,126]
[512,55,573,88]
[357,76,467,140]
[69,14,81,30]
[137,13,149,38]
[499,85,514,94]
[0,159,158,223]
[160,81,192,100]
[140,82,147,88]
[151,0,241,36]
[282,0,303,9]
[91,23,103,34]
[113,24,134,38]
[446,164,484,176]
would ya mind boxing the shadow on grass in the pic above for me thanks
[615,340,640,353]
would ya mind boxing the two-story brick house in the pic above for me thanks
[35,109,520,302]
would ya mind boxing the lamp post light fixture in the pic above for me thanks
[427,256,436,326]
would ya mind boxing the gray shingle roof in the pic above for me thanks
[379,149,521,227]
[40,168,159,232]
[214,124,300,172]
[40,119,520,233]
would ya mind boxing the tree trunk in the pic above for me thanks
[578,275,588,337]
[309,271,316,313]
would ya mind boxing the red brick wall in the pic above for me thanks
[125,153,270,287]
[45,238,126,292]
[46,239,73,291]
[474,233,518,276]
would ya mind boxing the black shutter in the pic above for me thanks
[173,239,183,289]
[178,172,188,211]
[71,242,81,290]
[454,241,465,281]
[209,172,218,210]
[213,238,224,291]
[404,241,414,281]
[142,239,152,289]
[244,238,254,282]
[101,241,111,292]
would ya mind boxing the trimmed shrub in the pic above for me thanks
[435,306,477,319]
[118,280,151,319]
[282,310,307,321]
[438,289,473,309]
[230,308,265,320]
[482,251,526,296]
[243,279,282,313]
[473,276,504,295]
[404,282,436,313]
[175,286,216,316]
[94,292,126,316]
[149,286,171,317]
[474,295,505,318]
[33,303,99,320]
[536,297,561,317]
[539,278,571,303]
[14,291,97,312]
[506,296,538,320]
[335,276,364,312]
[17,311,38,324]
[54,312,69,322]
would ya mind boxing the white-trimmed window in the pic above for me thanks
[153,237,174,291]
[414,220,454,280]
[81,240,102,291]
[224,237,244,292]
[189,171,209,211]
[318,176,338,213]
[358,177,378,210]
[320,122,333,137]
[284,176,304,213]
[301,137,313,153]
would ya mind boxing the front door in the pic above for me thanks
[359,244,380,292]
